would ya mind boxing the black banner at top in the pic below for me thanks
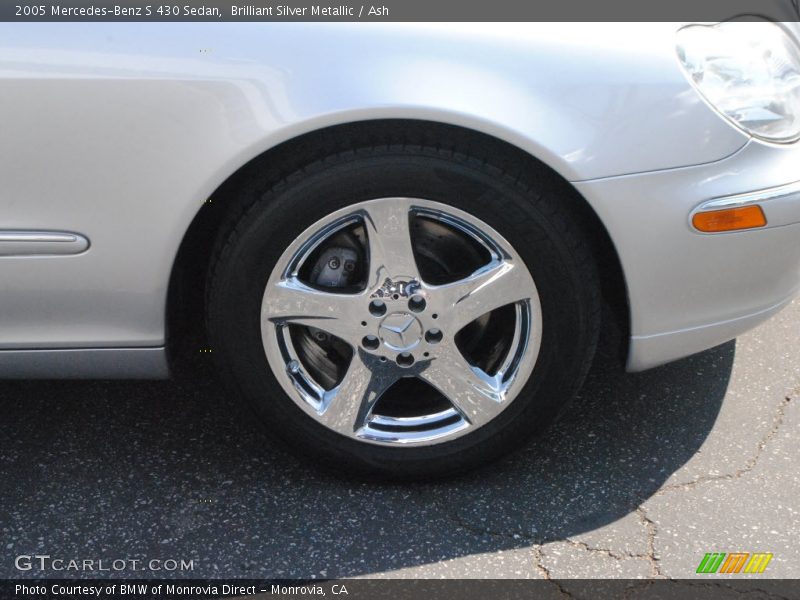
[2,0,800,22]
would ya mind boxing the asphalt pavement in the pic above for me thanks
[1,300,798,581]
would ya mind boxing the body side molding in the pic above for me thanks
[0,231,90,256]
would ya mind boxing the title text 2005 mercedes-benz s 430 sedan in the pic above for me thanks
[2,22,799,476]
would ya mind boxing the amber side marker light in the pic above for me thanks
[692,205,767,233]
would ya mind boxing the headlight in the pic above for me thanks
[676,21,800,143]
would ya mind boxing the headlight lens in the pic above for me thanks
[676,22,800,143]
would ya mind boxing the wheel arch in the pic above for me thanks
[166,119,630,370]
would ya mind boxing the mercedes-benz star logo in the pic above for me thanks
[379,312,423,351]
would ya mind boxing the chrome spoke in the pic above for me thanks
[262,277,361,344]
[362,198,419,284]
[318,351,398,435]
[418,343,506,428]
[433,259,535,332]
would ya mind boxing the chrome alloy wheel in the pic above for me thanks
[261,197,542,446]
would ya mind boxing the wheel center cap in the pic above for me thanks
[379,312,423,351]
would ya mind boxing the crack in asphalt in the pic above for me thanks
[635,507,664,579]
[561,538,651,562]
[425,394,792,579]
[431,486,665,579]
[653,394,793,494]
[532,546,574,598]
[429,492,654,583]
[429,494,536,543]
[532,545,551,579]
[637,392,794,579]
[417,388,796,580]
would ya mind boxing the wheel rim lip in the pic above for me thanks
[260,197,543,447]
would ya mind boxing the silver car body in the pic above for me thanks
[1,22,799,377]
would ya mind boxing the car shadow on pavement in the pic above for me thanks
[0,337,735,578]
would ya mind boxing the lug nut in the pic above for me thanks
[362,335,380,350]
[408,295,426,313]
[425,328,443,344]
[369,299,387,317]
[328,257,341,269]
[396,352,415,367]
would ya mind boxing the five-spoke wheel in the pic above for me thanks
[262,198,542,445]
[207,139,600,477]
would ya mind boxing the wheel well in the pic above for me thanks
[166,119,629,370]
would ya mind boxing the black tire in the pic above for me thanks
[207,141,601,479]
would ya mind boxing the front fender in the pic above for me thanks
[0,22,746,351]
